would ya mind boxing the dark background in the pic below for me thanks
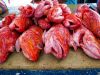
[33,0,97,3]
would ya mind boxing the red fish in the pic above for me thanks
[16,26,43,61]
[73,27,100,59]
[0,27,18,63]
[43,24,70,59]
[9,15,32,32]
[76,4,100,38]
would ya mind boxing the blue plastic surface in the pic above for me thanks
[0,69,100,75]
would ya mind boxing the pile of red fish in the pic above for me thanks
[0,0,100,63]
